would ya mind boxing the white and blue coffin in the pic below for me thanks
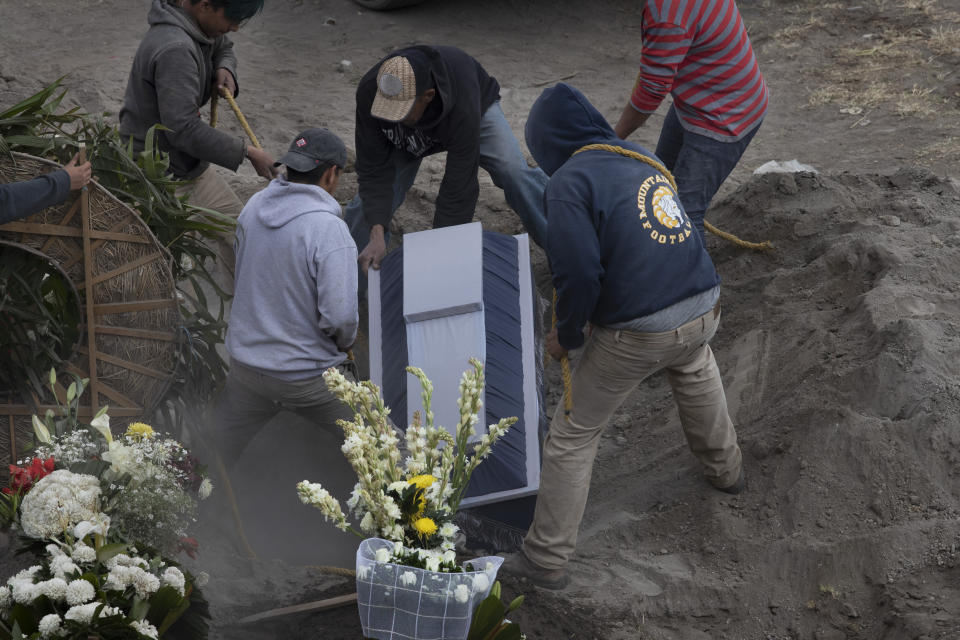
[367,222,542,510]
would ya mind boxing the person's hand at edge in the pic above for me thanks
[214,68,237,97]
[246,146,277,179]
[358,225,387,275]
[64,153,92,191]
[546,328,569,361]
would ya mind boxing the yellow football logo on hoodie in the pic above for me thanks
[637,176,693,245]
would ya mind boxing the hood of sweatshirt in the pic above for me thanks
[245,177,341,229]
[524,83,620,177]
[148,0,214,46]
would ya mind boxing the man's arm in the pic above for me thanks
[547,193,604,352]
[616,17,691,139]
[0,154,90,224]
[154,44,246,171]
[354,80,399,272]
[431,119,481,229]
[212,35,239,96]
[316,244,360,351]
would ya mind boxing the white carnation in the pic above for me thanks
[131,620,159,639]
[161,567,185,596]
[38,578,68,601]
[472,573,489,593]
[50,554,79,580]
[65,579,95,605]
[19,470,101,539]
[10,579,39,604]
[131,569,161,598]
[71,543,97,564]
[38,613,62,639]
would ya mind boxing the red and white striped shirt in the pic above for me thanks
[630,0,768,141]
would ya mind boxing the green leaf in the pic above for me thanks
[507,595,525,613]
[95,542,128,564]
[467,596,506,639]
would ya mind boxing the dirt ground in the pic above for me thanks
[3,0,960,638]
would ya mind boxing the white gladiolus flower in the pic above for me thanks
[65,579,95,605]
[198,478,213,500]
[453,584,470,604]
[131,620,159,640]
[399,571,417,587]
[473,573,490,593]
[374,547,391,563]
[37,613,62,639]
[359,511,374,532]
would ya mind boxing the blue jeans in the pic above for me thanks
[655,105,761,241]
[344,101,548,291]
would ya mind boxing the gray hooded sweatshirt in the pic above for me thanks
[226,177,358,379]
[119,0,245,179]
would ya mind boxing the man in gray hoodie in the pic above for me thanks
[119,0,275,288]
[210,128,357,471]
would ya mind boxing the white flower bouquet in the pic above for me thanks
[3,371,213,557]
[0,527,206,640]
[297,359,516,640]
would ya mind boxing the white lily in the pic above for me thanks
[73,513,111,540]
[88,412,112,444]
[31,415,51,445]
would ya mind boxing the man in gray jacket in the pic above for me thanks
[210,128,357,471]
[119,0,275,288]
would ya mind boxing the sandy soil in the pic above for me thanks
[3,0,960,638]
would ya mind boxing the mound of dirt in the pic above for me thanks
[501,167,960,640]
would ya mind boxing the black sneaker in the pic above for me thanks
[501,552,570,590]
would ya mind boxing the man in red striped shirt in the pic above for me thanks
[614,0,768,240]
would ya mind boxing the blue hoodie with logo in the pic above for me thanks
[525,83,720,350]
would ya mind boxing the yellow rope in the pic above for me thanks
[306,565,357,578]
[217,86,263,150]
[210,91,218,128]
[572,143,773,251]
[551,290,574,416]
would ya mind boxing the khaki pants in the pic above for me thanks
[523,306,742,570]
[176,165,244,294]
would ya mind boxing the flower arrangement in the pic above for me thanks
[0,372,212,639]
[297,358,517,571]
[1,372,213,556]
[0,518,207,640]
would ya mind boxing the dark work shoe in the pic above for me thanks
[501,552,570,590]
[714,466,746,495]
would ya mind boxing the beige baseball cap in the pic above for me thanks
[370,55,419,122]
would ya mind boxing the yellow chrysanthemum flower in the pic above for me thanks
[413,517,437,537]
[408,474,435,490]
[125,422,155,440]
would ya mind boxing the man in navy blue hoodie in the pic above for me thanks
[345,45,548,277]
[504,84,743,590]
